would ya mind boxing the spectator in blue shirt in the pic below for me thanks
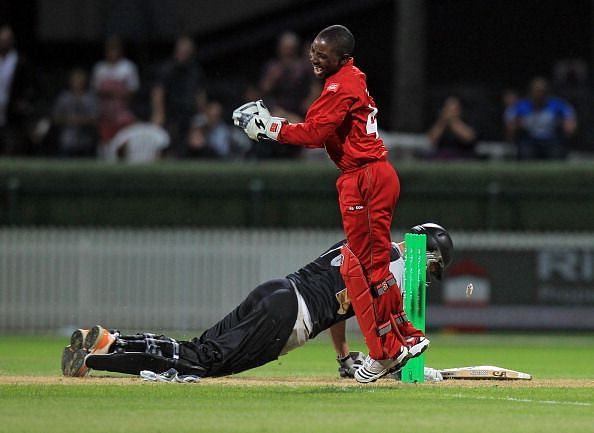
[504,77,577,160]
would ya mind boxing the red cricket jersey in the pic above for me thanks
[278,58,388,172]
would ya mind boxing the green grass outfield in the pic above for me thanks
[1,333,593,433]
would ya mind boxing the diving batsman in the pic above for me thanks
[62,223,453,382]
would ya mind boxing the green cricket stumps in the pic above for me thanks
[401,233,427,383]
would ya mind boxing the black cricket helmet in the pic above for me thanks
[408,222,453,281]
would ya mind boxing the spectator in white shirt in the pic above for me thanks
[91,35,140,155]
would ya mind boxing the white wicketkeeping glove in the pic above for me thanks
[232,100,284,142]
[232,100,269,128]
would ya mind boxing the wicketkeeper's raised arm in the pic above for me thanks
[233,87,354,148]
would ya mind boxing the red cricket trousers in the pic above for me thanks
[336,159,399,285]
[337,159,404,359]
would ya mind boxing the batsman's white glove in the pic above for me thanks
[337,351,365,378]
[232,100,285,141]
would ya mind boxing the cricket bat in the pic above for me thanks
[439,365,532,380]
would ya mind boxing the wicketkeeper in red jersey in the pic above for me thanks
[234,25,426,382]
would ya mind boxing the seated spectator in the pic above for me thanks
[427,96,478,159]
[504,77,577,160]
[92,35,140,156]
[51,68,97,157]
[108,118,169,163]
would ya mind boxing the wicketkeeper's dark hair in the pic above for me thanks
[316,25,355,58]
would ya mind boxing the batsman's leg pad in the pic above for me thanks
[340,245,390,359]
[86,352,174,375]
[86,352,206,376]
[113,334,180,359]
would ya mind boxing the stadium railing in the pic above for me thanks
[1,227,593,332]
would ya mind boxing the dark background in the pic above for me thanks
[2,0,593,144]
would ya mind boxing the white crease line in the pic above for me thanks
[445,393,592,407]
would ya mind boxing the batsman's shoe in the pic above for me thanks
[406,336,430,358]
[69,328,89,351]
[354,346,409,383]
[84,325,116,355]
[61,328,90,377]
[61,347,90,377]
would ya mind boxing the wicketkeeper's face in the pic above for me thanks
[309,38,343,79]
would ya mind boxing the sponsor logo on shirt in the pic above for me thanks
[335,288,351,315]
[326,83,340,93]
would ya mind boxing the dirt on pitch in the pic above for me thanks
[1,375,592,388]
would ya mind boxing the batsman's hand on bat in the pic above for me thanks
[232,100,285,141]
[337,351,365,378]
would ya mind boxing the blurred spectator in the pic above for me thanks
[186,100,236,159]
[233,83,261,158]
[151,35,207,157]
[501,88,519,112]
[0,25,36,155]
[242,82,262,104]
[185,115,216,159]
[92,35,140,155]
[260,32,315,119]
[552,58,588,90]
[505,77,577,160]
[256,32,318,159]
[108,119,169,163]
[427,96,478,159]
[499,88,519,141]
[51,68,97,157]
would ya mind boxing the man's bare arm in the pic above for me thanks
[329,321,349,358]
